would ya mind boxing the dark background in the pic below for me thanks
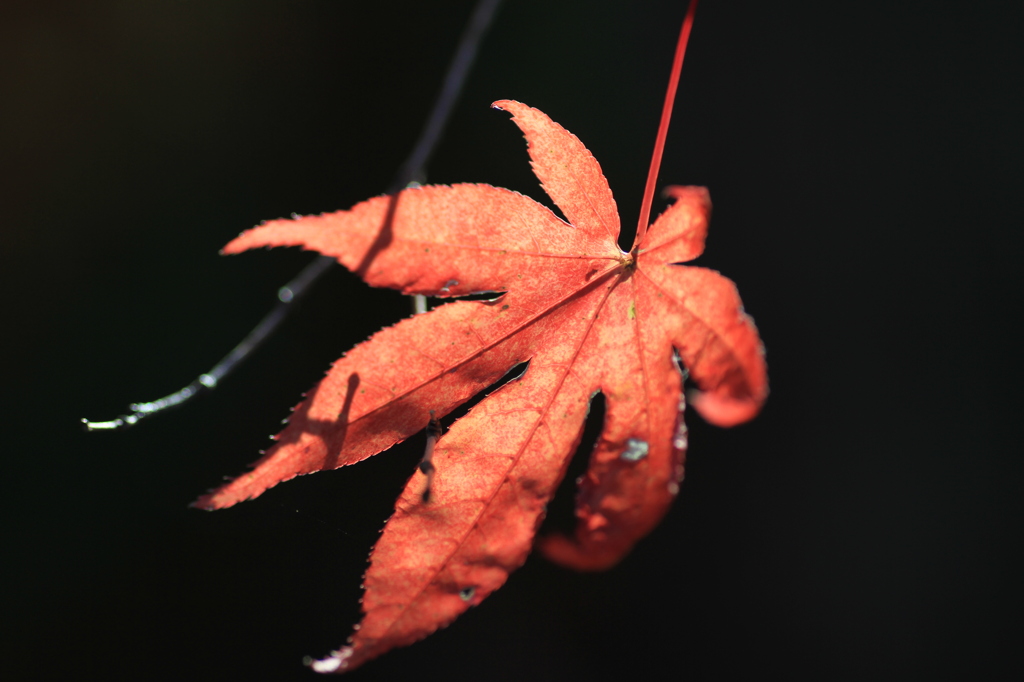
[3,1,1021,679]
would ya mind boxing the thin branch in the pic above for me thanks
[391,0,503,193]
[418,412,443,503]
[82,0,504,431]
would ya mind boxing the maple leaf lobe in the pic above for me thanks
[492,100,621,244]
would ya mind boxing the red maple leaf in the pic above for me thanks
[196,98,767,671]
[195,7,766,673]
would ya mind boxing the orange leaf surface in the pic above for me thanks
[196,100,767,673]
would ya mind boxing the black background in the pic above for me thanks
[3,1,1021,679]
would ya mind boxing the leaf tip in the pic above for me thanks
[188,496,215,512]
[688,390,765,428]
[661,185,711,213]
[490,99,528,118]
[306,647,354,674]
[220,233,250,256]
[536,534,625,572]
